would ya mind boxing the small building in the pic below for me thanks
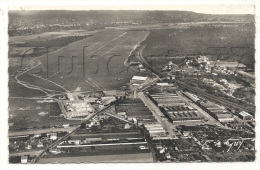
[68,140,81,145]
[132,118,138,124]
[26,145,32,150]
[37,142,44,148]
[21,156,28,164]
[67,93,75,101]
[82,138,102,144]
[63,124,70,128]
[238,111,253,121]
[8,123,14,127]
[124,123,131,129]
[197,56,209,63]
[50,133,58,140]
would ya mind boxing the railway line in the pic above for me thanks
[136,45,255,116]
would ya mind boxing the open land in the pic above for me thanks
[8,98,81,130]
[13,30,150,94]
[141,23,255,68]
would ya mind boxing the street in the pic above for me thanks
[138,92,176,138]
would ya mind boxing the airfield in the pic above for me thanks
[16,30,150,93]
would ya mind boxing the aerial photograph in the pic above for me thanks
[6,5,256,164]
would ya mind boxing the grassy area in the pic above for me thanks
[8,99,81,130]
[16,30,150,92]
[15,35,91,48]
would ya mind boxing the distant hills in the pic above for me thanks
[9,10,254,28]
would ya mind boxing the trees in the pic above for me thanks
[80,122,86,129]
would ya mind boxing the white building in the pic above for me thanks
[21,156,28,164]
[238,111,253,121]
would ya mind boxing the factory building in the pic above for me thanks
[130,76,148,88]
[160,106,204,123]
[238,111,253,121]
[182,92,201,103]
[144,124,166,138]
[198,101,234,122]
[209,61,247,69]
[115,99,157,126]
[103,90,126,99]
[148,93,186,106]
[62,100,94,118]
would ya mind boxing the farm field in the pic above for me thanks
[16,30,150,93]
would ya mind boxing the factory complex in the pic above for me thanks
[160,105,204,123]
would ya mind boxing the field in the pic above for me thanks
[8,98,81,130]
[9,30,99,45]
[141,23,255,68]
[14,30,150,93]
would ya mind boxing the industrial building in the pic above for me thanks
[197,56,209,63]
[130,76,148,87]
[182,92,201,103]
[198,101,234,122]
[144,124,166,138]
[209,61,247,69]
[148,93,186,106]
[61,100,94,118]
[103,90,126,99]
[238,111,253,121]
[115,99,157,125]
[160,106,204,123]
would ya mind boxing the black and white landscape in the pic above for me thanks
[7,6,256,164]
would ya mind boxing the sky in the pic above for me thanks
[9,5,255,15]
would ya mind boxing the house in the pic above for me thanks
[21,156,28,163]
[124,123,131,129]
[50,133,58,140]
[63,124,70,128]
[68,140,80,145]
[33,134,41,138]
[26,145,32,150]
[37,142,44,148]
[166,152,172,159]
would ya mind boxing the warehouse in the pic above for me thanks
[115,99,156,126]
[209,61,247,69]
[103,90,126,98]
[238,111,253,121]
[182,92,201,103]
[160,106,203,123]
[144,124,166,138]
[198,101,234,122]
[148,93,186,107]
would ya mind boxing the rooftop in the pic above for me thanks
[239,111,252,117]
[132,76,147,81]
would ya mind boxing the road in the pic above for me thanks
[9,127,76,137]
[138,92,175,137]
